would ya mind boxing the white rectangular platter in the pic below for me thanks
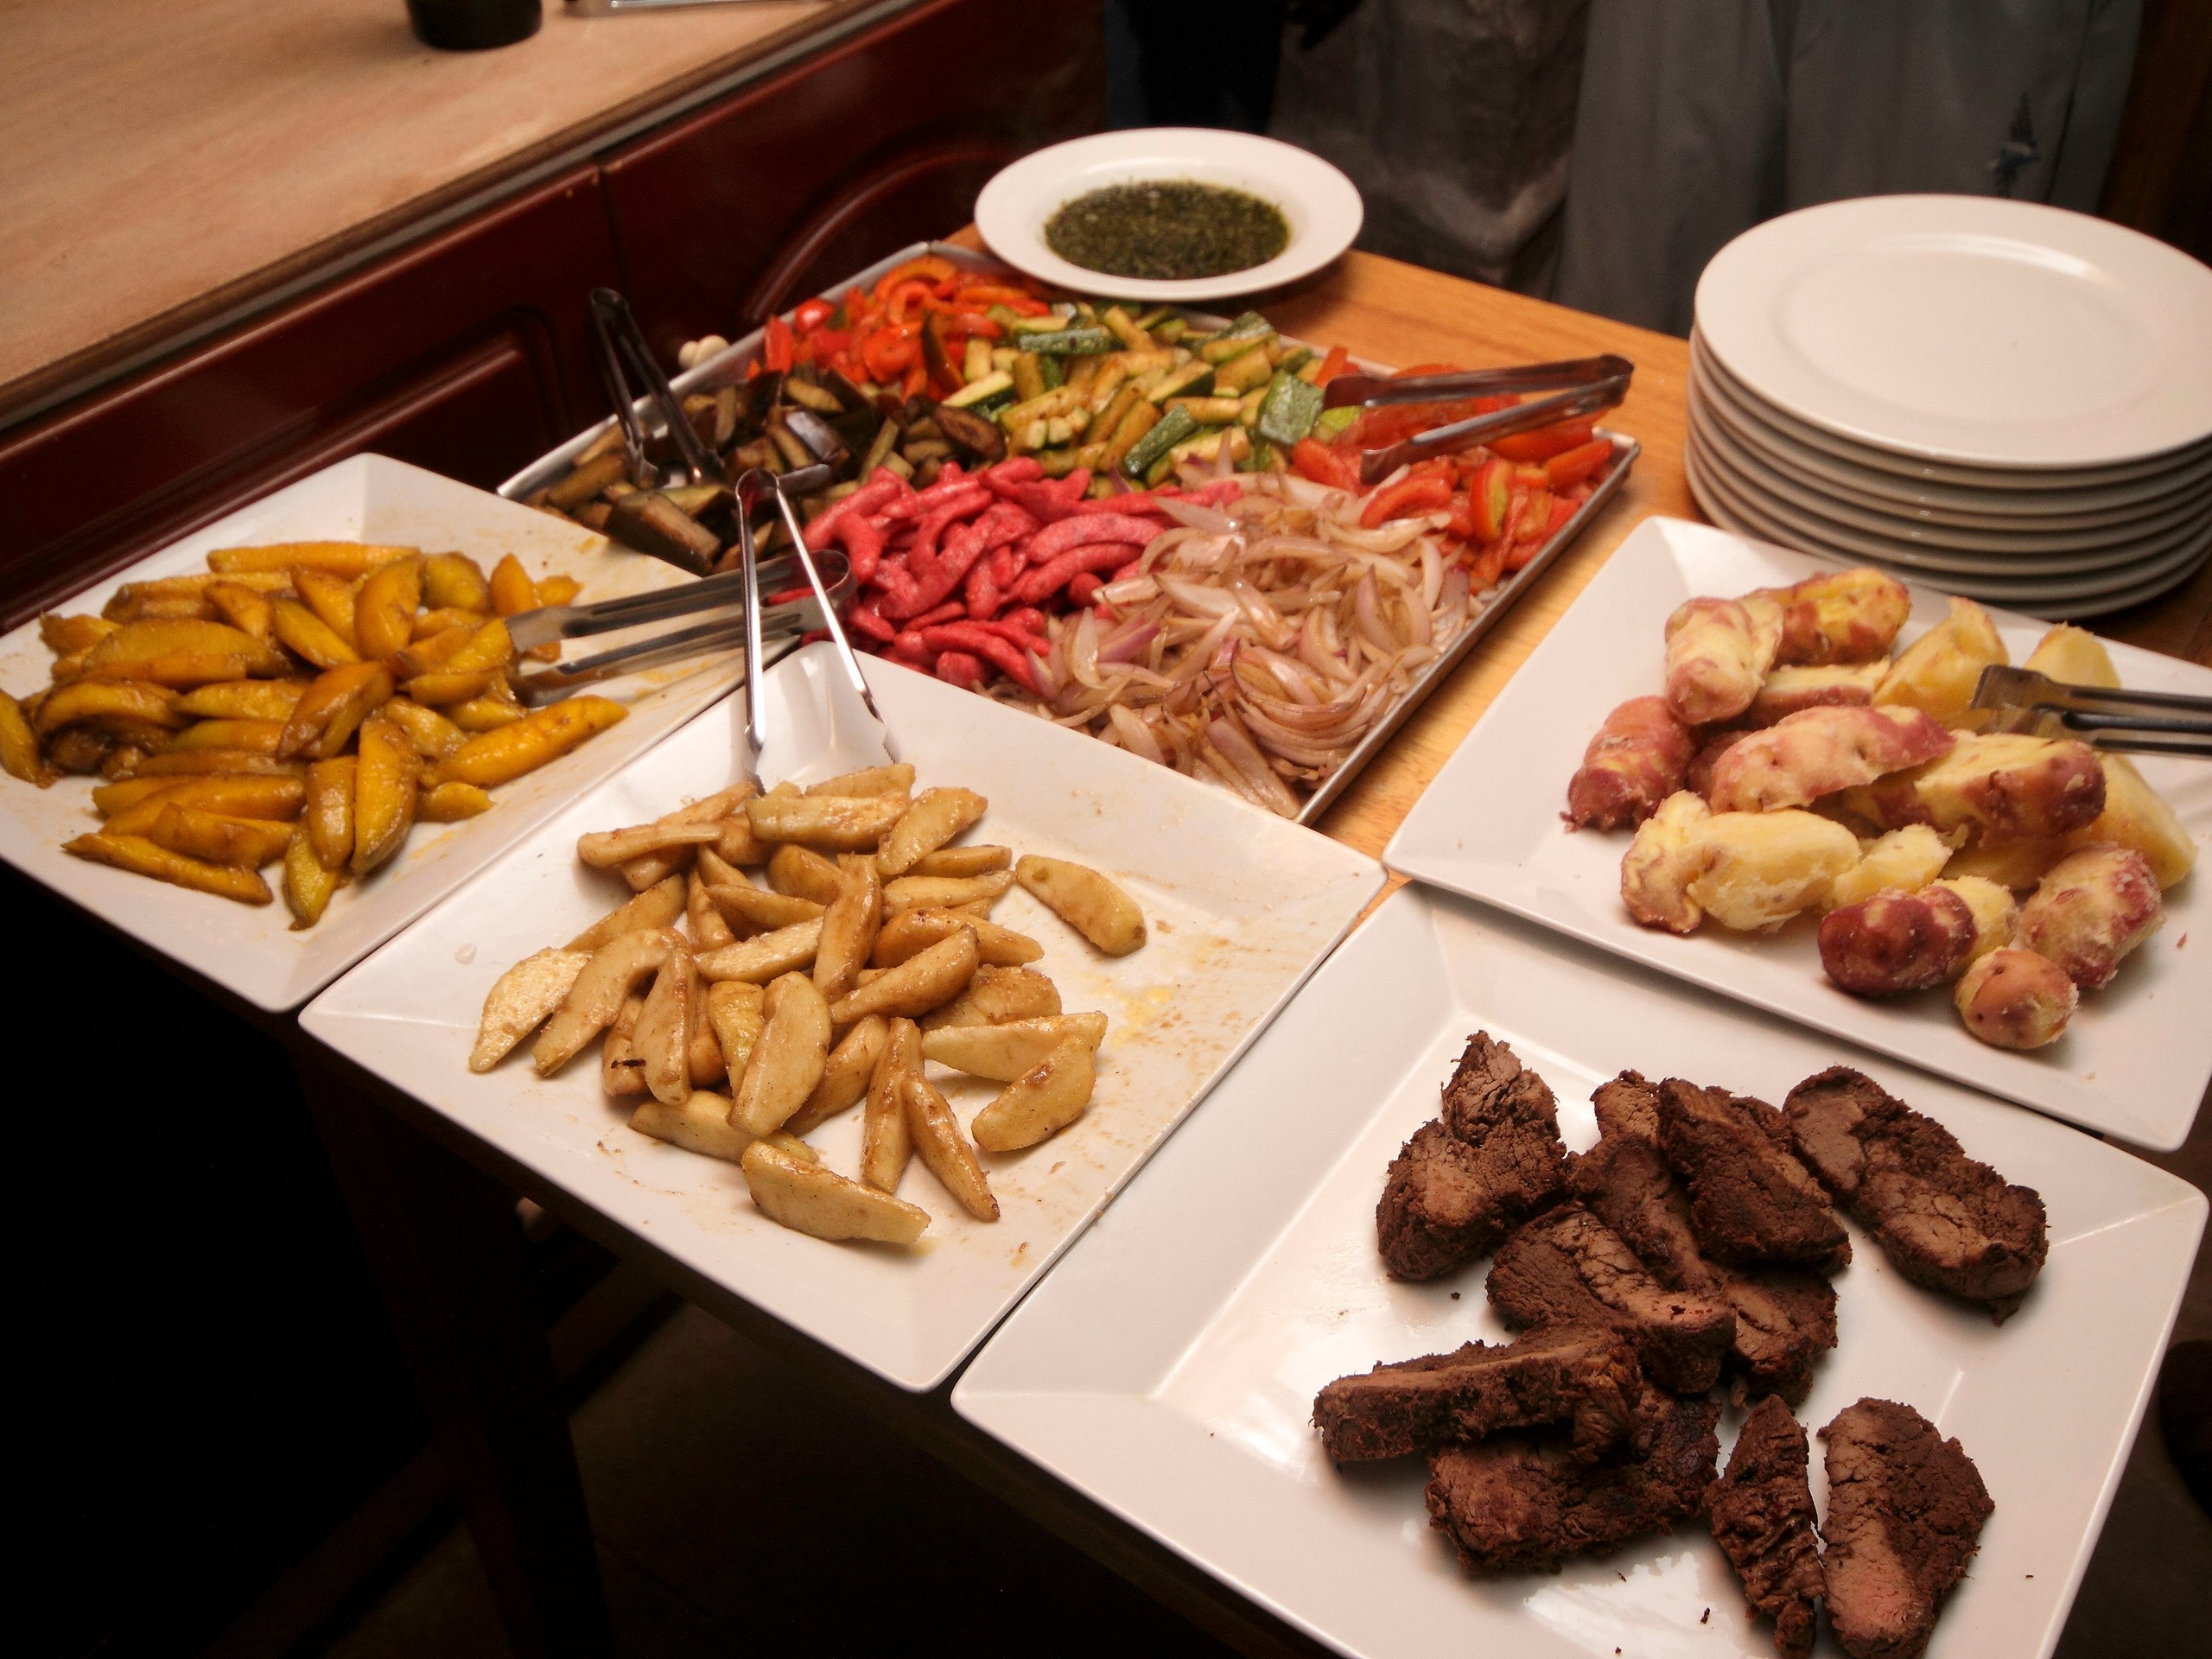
[954,884,2206,1659]
[1382,516,2212,1149]
[0,454,746,1012]
[300,647,1385,1389]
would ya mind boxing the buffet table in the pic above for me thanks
[289,241,2207,1659]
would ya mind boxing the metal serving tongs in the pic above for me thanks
[587,287,729,572]
[1972,665,2212,757]
[733,467,899,785]
[1323,353,1635,486]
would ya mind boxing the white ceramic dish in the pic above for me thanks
[1694,347,2212,527]
[301,648,1384,1390]
[0,454,747,1013]
[1693,393,2212,559]
[1383,517,2212,1149]
[1695,194,2212,469]
[974,128,1363,303]
[1689,423,2212,593]
[1686,438,2212,614]
[956,885,2207,1659]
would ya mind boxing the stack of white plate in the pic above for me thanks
[1687,194,2212,618]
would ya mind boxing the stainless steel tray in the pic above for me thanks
[500,241,1640,824]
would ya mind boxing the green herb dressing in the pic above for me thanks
[1045,181,1289,282]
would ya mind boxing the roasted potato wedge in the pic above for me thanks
[277,663,396,760]
[696,918,822,984]
[349,715,420,875]
[209,542,415,578]
[806,763,916,799]
[705,979,766,1096]
[205,582,276,640]
[291,569,360,650]
[746,791,908,850]
[686,869,737,950]
[875,787,988,876]
[882,870,1016,915]
[577,821,723,868]
[533,928,678,1074]
[380,697,470,763]
[873,907,1046,969]
[813,854,882,1002]
[906,844,1012,878]
[175,679,309,721]
[919,964,1063,1030]
[82,620,289,680]
[419,781,493,821]
[567,874,686,950]
[0,692,54,786]
[705,880,824,932]
[428,696,626,788]
[282,823,344,926]
[66,831,272,905]
[828,928,979,1025]
[918,1014,1109,1081]
[901,1071,998,1221]
[631,1092,755,1163]
[353,555,424,661]
[1014,855,1146,955]
[147,804,294,868]
[741,1138,930,1246]
[861,1018,920,1192]
[423,552,493,613]
[766,842,843,904]
[270,599,361,669]
[1875,595,2006,728]
[33,678,183,737]
[971,1038,1097,1152]
[471,948,591,1071]
[784,1014,889,1135]
[730,972,833,1135]
[633,947,700,1105]
[613,782,757,888]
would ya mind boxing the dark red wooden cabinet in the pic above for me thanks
[0,0,1104,630]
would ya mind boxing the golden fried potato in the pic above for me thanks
[1685,810,1861,932]
[2063,754,2196,889]
[423,552,493,613]
[882,870,1016,915]
[209,542,415,578]
[731,972,833,1135]
[1875,596,2007,728]
[741,1138,930,1245]
[1014,855,1146,955]
[39,613,118,655]
[350,715,420,875]
[270,599,361,669]
[291,569,361,650]
[901,1071,998,1221]
[471,948,591,1071]
[972,1038,1097,1152]
[696,918,822,984]
[1955,947,2075,1049]
[686,870,737,950]
[283,823,344,927]
[1825,824,1955,911]
[98,772,306,831]
[785,1014,889,1135]
[633,947,700,1106]
[354,555,424,661]
[533,928,679,1074]
[413,607,488,644]
[919,964,1062,1030]
[147,804,293,868]
[168,717,287,753]
[419,781,493,821]
[766,842,843,904]
[813,855,882,1002]
[906,844,1012,878]
[133,750,303,781]
[2023,625,2120,690]
[806,763,916,799]
[861,1018,920,1192]
[399,669,495,707]
[277,663,395,761]
[609,782,757,889]
[567,874,685,950]
[875,787,988,876]
[82,620,289,682]
[630,1091,753,1161]
[918,1014,1109,1081]
[577,821,722,868]
[175,679,309,721]
[600,992,649,1097]
[704,979,766,1096]
[0,692,54,786]
[828,928,979,1025]
[706,880,824,932]
[746,791,908,850]
[444,689,529,732]
[33,678,183,738]
[379,696,468,761]
[489,553,540,617]
[66,831,272,905]
[428,696,626,788]
[205,581,276,641]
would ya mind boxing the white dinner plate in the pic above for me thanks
[1694,346,2212,528]
[1688,423,2212,592]
[956,886,2207,1659]
[1695,195,2212,470]
[301,649,1383,1390]
[1383,518,2212,1148]
[1693,391,2212,557]
[0,454,747,1013]
[1687,439,2212,615]
[975,128,1363,303]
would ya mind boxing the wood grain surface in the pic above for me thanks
[0,0,893,421]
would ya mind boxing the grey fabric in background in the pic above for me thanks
[1552,0,2144,336]
[1268,0,1591,291]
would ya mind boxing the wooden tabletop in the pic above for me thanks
[0,0,901,423]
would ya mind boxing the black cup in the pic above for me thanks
[407,0,542,51]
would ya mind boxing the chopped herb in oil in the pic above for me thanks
[1044,181,1289,281]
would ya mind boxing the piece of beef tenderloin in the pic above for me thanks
[1570,1133,1837,1404]
[1313,1324,1644,1464]
[1424,1393,1719,1573]
[1783,1066,2046,1319]
[1486,1204,1736,1393]
[1706,1395,1823,1658]
[1591,1069,1664,1144]
[1819,1398,1993,1659]
[1657,1078,1852,1274]
[1376,1033,1568,1281]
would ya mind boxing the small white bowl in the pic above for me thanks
[974,128,1363,303]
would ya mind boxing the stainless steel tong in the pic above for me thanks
[588,287,724,496]
[1972,665,2212,757]
[1324,354,1634,486]
[734,467,897,783]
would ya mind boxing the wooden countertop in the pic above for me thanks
[0,0,906,423]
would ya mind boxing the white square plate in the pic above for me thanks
[300,648,1384,1389]
[1382,516,2212,1149]
[954,885,2205,1659]
[0,454,747,1011]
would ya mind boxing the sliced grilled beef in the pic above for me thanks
[1819,1399,1993,1659]
[1376,1033,1569,1281]
[1591,1069,1663,1143]
[1424,1393,1719,1573]
[1312,1324,1644,1463]
[1783,1066,2046,1319]
[1657,1078,1852,1273]
[1571,1134,1836,1403]
[1486,1205,1736,1393]
[1707,1395,1823,1658]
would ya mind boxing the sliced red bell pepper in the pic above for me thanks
[1470,459,1514,542]
[1544,493,1580,537]
[1543,438,1615,489]
[1311,345,1352,386]
[1467,539,1509,588]
[762,316,795,373]
[1489,417,1597,463]
[1357,473,1453,529]
[1291,437,1361,491]
[874,256,957,302]
[792,297,835,333]
[884,278,936,327]
[860,327,918,382]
